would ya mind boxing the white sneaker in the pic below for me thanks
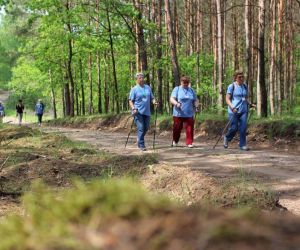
[187,144,194,148]
[240,146,249,151]
[172,141,178,147]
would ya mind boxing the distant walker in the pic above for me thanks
[35,99,45,127]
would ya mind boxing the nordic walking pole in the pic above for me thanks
[193,107,199,144]
[247,104,256,124]
[212,101,243,149]
[125,117,135,148]
[153,106,158,149]
[212,115,235,149]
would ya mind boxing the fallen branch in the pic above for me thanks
[28,153,48,159]
[0,138,15,147]
[0,156,10,172]
[0,190,22,198]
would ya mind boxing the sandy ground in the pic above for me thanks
[42,127,300,215]
[1,89,300,215]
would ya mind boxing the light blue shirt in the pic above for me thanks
[171,86,196,117]
[227,82,248,114]
[129,84,154,116]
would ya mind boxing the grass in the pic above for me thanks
[205,161,278,211]
[4,109,52,123]
[1,125,297,249]
[0,126,158,194]
[0,179,172,250]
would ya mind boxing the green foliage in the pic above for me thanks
[0,180,171,249]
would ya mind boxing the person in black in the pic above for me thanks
[16,99,25,126]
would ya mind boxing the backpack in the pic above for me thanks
[36,103,44,115]
[173,86,196,102]
[228,83,248,101]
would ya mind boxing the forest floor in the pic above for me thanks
[1,87,299,216]
[0,123,300,248]
[1,124,300,249]
[42,125,300,216]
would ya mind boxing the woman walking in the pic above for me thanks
[170,76,199,148]
[224,70,255,150]
[129,73,157,151]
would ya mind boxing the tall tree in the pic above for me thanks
[164,0,180,87]
[245,0,254,103]
[268,0,276,115]
[216,0,224,111]
[257,0,268,117]
[106,6,120,113]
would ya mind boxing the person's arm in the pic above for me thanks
[129,88,138,115]
[170,87,181,108]
[226,84,238,113]
[191,89,200,111]
[226,94,238,113]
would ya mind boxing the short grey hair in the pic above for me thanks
[135,72,144,79]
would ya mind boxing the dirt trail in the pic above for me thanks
[2,89,300,215]
[44,127,300,215]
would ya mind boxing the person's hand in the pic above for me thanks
[232,107,238,113]
[175,102,181,108]
[249,103,256,109]
[131,108,138,116]
[153,101,159,108]
[195,106,200,113]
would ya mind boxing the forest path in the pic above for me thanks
[44,127,300,215]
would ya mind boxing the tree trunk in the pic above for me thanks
[106,8,120,113]
[65,2,75,117]
[49,70,57,119]
[79,58,85,116]
[64,81,71,117]
[268,0,276,115]
[165,0,180,87]
[154,0,163,113]
[104,51,109,114]
[257,0,268,117]
[211,0,217,95]
[96,51,102,114]
[232,0,239,70]
[245,0,253,103]
[277,0,285,114]
[62,86,66,117]
[88,52,93,115]
[133,0,149,82]
[216,0,224,112]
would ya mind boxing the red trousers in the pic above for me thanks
[173,116,194,145]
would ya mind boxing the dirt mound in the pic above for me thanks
[141,164,217,204]
[1,180,299,250]
[0,126,36,143]
[0,153,157,193]
[80,207,300,250]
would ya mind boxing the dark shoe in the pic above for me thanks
[223,136,229,148]
[139,147,147,151]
